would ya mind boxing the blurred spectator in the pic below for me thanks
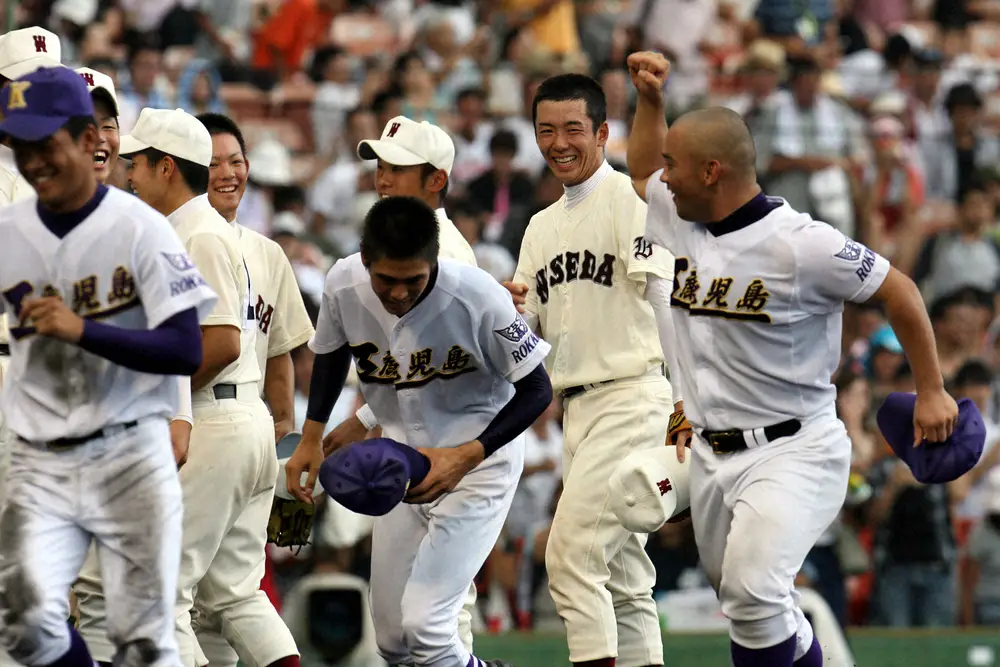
[465,129,535,241]
[962,474,1000,626]
[251,0,340,81]
[451,199,517,281]
[762,54,866,234]
[930,288,994,381]
[506,399,562,542]
[723,39,786,125]
[117,38,171,132]
[910,49,949,167]
[310,47,362,157]
[238,137,294,233]
[866,325,906,403]
[502,0,581,57]
[450,87,494,185]
[863,114,924,255]
[392,50,450,124]
[911,180,1000,304]
[753,0,835,54]
[417,15,485,104]
[924,83,1000,204]
[175,58,227,115]
[953,361,1000,523]
[192,0,254,65]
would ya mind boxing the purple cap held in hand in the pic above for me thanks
[319,438,431,516]
[876,392,985,484]
[0,66,94,142]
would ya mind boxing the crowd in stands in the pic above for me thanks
[12,0,1000,633]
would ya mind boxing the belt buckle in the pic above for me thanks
[708,429,742,454]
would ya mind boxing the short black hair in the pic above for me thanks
[490,129,518,155]
[372,86,404,115]
[456,87,486,105]
[361,196,439,265]
[137,147,209,195]
[532,73,607,133]
[954,359,993,388]
[962,175,989,200]
[273,185,305,213]
[946,82,982,112]
[197,112,247,156]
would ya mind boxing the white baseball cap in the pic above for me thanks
[609,446,692,533]
[120,108,213,167]
[76,67,119,116]
[0,28,61,80]
[357,115,455,176]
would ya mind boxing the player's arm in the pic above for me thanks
[626,51,671,200]
[265,352,295,439]
[797,225,958,443]
[186,233,243,391]
[509,227,543,334]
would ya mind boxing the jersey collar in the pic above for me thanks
[166,193,213,227]
[705,192,783,237]
[37,184,109,239]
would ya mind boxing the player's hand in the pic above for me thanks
[502,281,529,314]
[627,51,671,102]
[20,297,85,343]
[286,436,324,503]
[405,441,485,504]
[170,419,192,469]
[322,414,369,456]
[912,387,959,445]
[667,405,693,462]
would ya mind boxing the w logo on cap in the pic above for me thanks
[33,35,47,53]
[79,72,95,87]
[387,122,401,138]
[656,479,673,495]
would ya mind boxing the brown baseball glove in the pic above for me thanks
[667,409,693,448]
[267,497,316,549]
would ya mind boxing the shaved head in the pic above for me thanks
[671,107,757,181]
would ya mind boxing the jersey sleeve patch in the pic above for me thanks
[633,236,654,260]
[833,239,863,262]
[494,315,530,343]
[161,251,197,272]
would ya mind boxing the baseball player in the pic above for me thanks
[285,195,553,667]
[625,51,959,667]
[0,66,217,667]
[325,114,482,649]
[117,107,299,667]
[194,112,315,667]
[506,73,678,667]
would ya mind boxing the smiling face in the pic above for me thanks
[207,132,248,221]
[533,99,608,187]
[126,152,170,211]
[366,256,433,317]
[659,122,711,222]
[11,123,99,212]
[91,96,119,184]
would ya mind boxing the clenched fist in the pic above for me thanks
[627,51,671,102]
[20,297,84,343]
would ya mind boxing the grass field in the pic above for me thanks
[471,629,1000,667]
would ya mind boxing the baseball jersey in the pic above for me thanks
[643,170,891,431]
[234,221,315,395]
[512,163,673,393]
[0,187,218,442]
[310,256,551,449]
[0,163,32,205]
[437,207,478,266]
[168,195,260,388]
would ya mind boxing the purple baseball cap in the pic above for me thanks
[0,66,93,142]
[319,438,431,516]
[876,392,985,484]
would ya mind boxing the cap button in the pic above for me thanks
[626,496,636,507]
[367,481,376,490]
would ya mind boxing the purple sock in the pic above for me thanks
[731,634,796,667]
[44,626,94,667]
[794,636,823,667]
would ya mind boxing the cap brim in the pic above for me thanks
[90,88,119,117]
[118,134,151,158]
[0,114,68,142]
[357,139,426,166]
[0,56,61,81]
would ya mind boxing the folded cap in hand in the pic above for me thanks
[609,446,692,533]
[319,438,431,516]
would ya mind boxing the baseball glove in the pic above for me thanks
[668,409,693,448]
[267,496,316,548]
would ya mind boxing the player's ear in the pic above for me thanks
[596,121,610,147]
[427,169,447,195]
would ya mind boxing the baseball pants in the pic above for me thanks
[689,412,851,655]
[0,418,183,667]
[546,372,671,667]
[0,355,21,667]
[369,439,522,667]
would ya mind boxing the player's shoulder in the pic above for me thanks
[440,259,513,307]
[103,187,169,225]
[0,193,36,228]
[323,252,368,294]
[237,223,285,258]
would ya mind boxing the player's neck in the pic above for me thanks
[707,183,764,224]
[160,188,199,218]
[48,177,99,215]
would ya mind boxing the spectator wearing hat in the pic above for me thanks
[924,83,1000,205]
[863,114,925,254]
[866,325,907,402]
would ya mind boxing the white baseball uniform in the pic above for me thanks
[511,161,674,667]
[0,187,217,667]
[73,195,299,667]
[192,220,315,667]
[643,171,886,656]
[352,205,481,652]
[312,255,549,667]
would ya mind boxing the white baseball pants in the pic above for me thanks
[0,419,183,667]
[689,412,851,654]
[546,373,671,667]
[369,439,522,667]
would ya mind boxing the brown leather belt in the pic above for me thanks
[701,419,801,454]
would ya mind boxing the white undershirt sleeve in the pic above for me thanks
[645,274,682,406]
[173,376,193,425]
[356,402,378,430]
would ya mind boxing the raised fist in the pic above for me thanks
[627,51,671,102]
